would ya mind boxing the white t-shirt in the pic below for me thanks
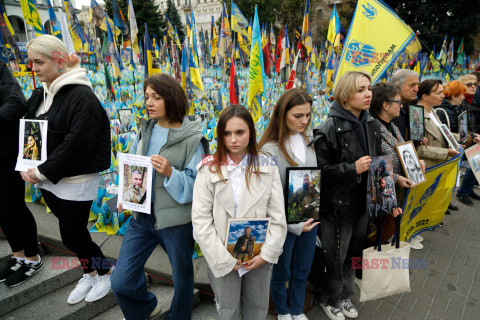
[287,133,306,165]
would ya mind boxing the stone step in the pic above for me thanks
[0,254,83,317]
[1,280,117,320]
[0,239,12,266]
[92,285,201,320]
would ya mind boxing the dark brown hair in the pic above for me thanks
[370,82,401,118]
[143,74,187,123]
[258,88,312,166]
[417,79,443,100]
[211,105,259,190]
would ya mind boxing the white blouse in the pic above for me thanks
[227,155,246,216]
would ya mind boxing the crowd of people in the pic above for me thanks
[0,34,479,320]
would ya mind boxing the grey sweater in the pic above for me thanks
[261,136,317,235]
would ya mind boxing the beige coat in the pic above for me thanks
[416,110,456,168]
[192,156,287,278]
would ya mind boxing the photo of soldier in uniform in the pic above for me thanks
[118,153,153,214]
[366,155,398,218]
[123,165,147,205]
[118,109,133,127]
[225,218,271,263]
[458,111,468,144]
[395,141,426,187]
[285,168,321,223]
[409,105,424,142]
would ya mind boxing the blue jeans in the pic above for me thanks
[111,213,194,320]
[270,227,318,315]
[457,168,476,197]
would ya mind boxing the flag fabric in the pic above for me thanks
[211,16,218,59]
[0,4,14,36]
[104,62,115,99]
[438,35,448,64]
[189,47,205,98]
[107,21,122,79]
[218,1,231,58]
[275,29,283,73]
[301,0,312,54]
[20,0,44,37]
[144,23,155,77]
[231,2,249,37]
[112,0,127,32]
[46,0,62,39]
[181,38,189,90]
[286,49,300,90]
[405,35,421,55]
[128,0,140,64]
[334,0,415,86]
[279,25,289,72]
[229,58,239,104]
[64,0,86,51]
[0,4,24,63]
[457,37,464,66]
[327,5,341,47]
[57,10,75,54]
[89,0,120,36]
[446,37,454,72]
[248,6,266,122]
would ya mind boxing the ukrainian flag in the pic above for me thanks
[20,0,44,36]
[144,23,155,78]
[231,2,249,38]
[248,6,266,122]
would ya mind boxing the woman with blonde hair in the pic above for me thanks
[23,135,39,160]
[192,105,287,320]
[314,72,399,320]
[22,35,112,303]
[259,88,319,320]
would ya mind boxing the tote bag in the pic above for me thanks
[360,217,411,302]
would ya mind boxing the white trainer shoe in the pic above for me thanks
[410,238,424,250]
[277,314,293,320]
[413,235,424,242]
[292,314,309,320]
[340,299,359,318]
[320,303,345,320]
[85,273,112,302]
[67,274,97,304]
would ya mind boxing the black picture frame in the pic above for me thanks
[458,111,468,144]
[408,104,425,142]
[284,167,321,224]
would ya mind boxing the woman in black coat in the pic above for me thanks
[0,61,41,287]
[314,71,400,320]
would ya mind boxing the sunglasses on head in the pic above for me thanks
[465,82,478,88]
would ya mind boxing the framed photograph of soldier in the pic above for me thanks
[408,105,424,142]
[118,109,133,127]
[99,171,118,196]
[15,119,48,171]
[210,89,219,102]
[439,124,460,151]
[225,218,271,264]
[458,111,468,144]
[465,144,480,184]
[395,141,426,187]
[366,155,398,218]
[117,153,153,214]
[284,167,321,223]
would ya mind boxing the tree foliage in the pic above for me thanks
[105,0,165,44]
[383,0,480,54]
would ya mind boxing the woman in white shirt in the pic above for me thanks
[258,89,319,320]
[192,105,287,320]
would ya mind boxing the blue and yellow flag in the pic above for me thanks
[189,43,205,98]
[46,0,62,39]
[0,4,14,36]
[248,6,266,122]
[106,21,122,79]
[334,0,414,86]
[326,5,341,48]
[111,0,127,32]
[20,0,44,37]
[181,39,189,90]
[301,0,312,54]
[128,0,140,64]
[65,0,86,51]
[218,1,231,58]
[144,23,154,78]
[231,2,248,38]
[400,152,462,242]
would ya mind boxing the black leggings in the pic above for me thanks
[0,158,39,257]
[41,189,110,275]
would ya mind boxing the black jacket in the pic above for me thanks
[26,84,110,184]
[0,61,27,159]
[313,103,383,225]
[435,99,477,134]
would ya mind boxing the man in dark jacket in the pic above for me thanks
[0,61,42,286]
[391,69,420,140]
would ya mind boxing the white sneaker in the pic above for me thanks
[68,274,97,304]
[85,273,111,302]
[414,235,424,242]
[292,314,308,320]
[340,299,358,318]
[277,315,292,320]
[150,300,161,318]
[320,303,345,320]
[410,238,424,250]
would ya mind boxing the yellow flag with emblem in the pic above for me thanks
[334,0,415,87]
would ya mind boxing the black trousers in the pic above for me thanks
[41,189,109,275]
[0,157,39,257]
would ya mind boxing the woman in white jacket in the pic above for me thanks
[192,105,287,320]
